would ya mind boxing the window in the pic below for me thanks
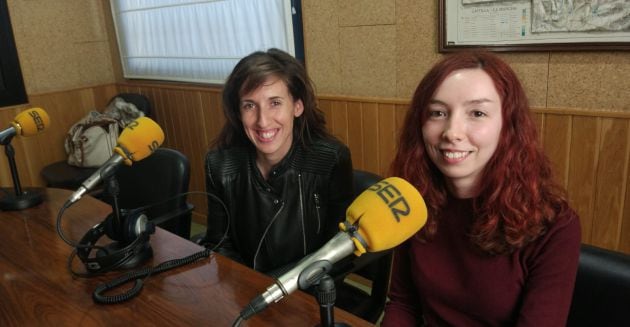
[110,0,304,84]
[0,0,27,107]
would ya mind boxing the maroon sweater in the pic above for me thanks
[382,197,581,327]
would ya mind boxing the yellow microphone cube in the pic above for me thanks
[13,108,50,137]
[115,117,165,165]
[344,177,427,254]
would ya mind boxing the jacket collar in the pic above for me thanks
[248,141,299,181]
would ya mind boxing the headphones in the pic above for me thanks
[76,208,156,273]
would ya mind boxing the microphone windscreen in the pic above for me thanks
[114,116,164,165]
[13,108,50,136]
[343,177,427,255]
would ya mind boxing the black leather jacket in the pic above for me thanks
[204,138,354,273]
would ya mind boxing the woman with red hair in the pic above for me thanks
[382,52,580,326]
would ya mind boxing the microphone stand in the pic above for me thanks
[315,274,350,327]
[0,139,43,210]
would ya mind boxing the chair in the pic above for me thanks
[40,93,151,191]
[333,169,393,324]
[100,148,194,240]
[566,244,630,326]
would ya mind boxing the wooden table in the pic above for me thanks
[0,188,372,326]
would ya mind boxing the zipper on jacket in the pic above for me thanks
[313,193,321,234]
[298,173,307,255]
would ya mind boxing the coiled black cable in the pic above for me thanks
[93,247,212,304]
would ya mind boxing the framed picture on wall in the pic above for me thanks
[0,0,27,107]
[439,0,630,52]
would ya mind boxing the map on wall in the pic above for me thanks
[532,0,630,32]
[441,0,630,50]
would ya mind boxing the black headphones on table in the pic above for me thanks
[57,191,229,304]
[76,208,156,274]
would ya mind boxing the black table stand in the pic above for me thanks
[0,142,42,210]
[315,274,350,327]
[95,176,153,270]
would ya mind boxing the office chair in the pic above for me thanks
[334,169,393,324]
[99,147,194,239]
[40,93,151,191]
[566,244,630,326]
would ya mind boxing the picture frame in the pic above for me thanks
[0,0,27,107]
[439,0,630,52]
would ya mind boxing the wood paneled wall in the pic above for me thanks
[0,84,119,191]
[3,82,629,254]
[536,109,630,253]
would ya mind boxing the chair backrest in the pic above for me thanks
[115,93,152,117]
[101,148,193,239]
[566,244,630,326]
[334,169,393,323]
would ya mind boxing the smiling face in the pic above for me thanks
[240,76,304,170]
[422,68,503,198]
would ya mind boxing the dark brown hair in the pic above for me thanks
[214,48,330,149]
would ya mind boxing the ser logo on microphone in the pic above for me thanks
[125,118,160,153]
[148,140,159,152]
[29,110,46,132]
[368,180,411,222]
[126,119,140,130]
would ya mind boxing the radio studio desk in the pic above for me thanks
[0,188,372,326]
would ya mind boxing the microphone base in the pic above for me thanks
[0,187,44,211]
[96,241,153,270]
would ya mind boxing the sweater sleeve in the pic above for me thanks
[516,211,581,327]
[382,240,423,327]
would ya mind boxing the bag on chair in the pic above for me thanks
[64,111,119,168]
[103,96,146,127]
[64,97,145,168]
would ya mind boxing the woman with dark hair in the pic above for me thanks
[202,48,354,275]
[382,52,580,326]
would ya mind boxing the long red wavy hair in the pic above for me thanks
[391,51,570,255]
